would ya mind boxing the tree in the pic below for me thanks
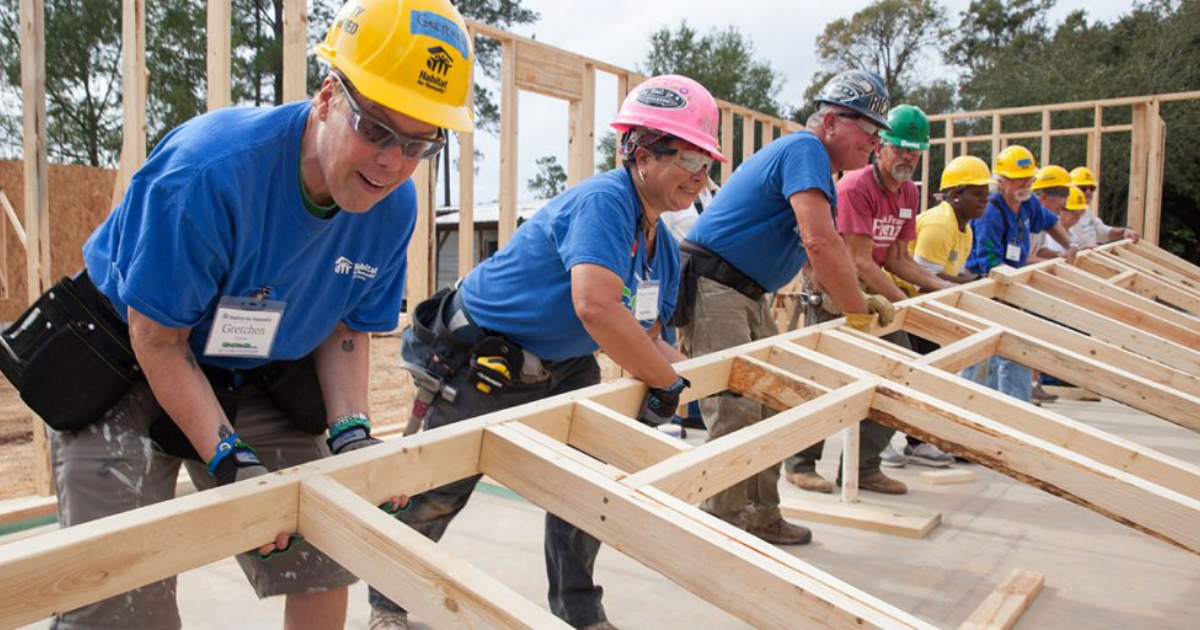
[642,22,782,116]
[596,130,617,174]
[799,0,948,121]
[527,155,566,199]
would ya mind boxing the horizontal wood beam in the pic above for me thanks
[953,293,1200,395]
[568,400,688,473]
[298,476,566,629]
[870,382,1200,556]
[996,281,1200,376]
[622,380,876,503]
[726,355,829,411]
[1049,265,1200,332]
[958,569,1044,630]
[1130,240,1200,283]
[915,327,1004,373]
[814,330,1200,503]
[1028,269,1200,345]
[479,423,934,630]
[997,330,1200,434]
[902,304,983,345]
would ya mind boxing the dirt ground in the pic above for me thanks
[0,334,629,501]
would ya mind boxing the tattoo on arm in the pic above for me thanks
[218,425,233,441]
[185,351,198,371]
[341,338,355,353]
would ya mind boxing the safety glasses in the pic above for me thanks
[331,73,446,160]
[835,111,883,137]
[666,147,713,175]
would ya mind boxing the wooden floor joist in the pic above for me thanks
[2,240,1200,629]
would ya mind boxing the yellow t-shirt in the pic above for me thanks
[895,202,973,296]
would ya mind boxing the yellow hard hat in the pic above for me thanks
[1031,165,1071,191]
[1065,185,1088,211]
[940,155,994,191]
[315,0,474,132]
[994,145,1037,179]
[1070,166,1098,188]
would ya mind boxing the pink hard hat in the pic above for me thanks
[611,75,728,163]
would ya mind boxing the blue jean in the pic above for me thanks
[369,327,607,628]
[962,355,1033,402]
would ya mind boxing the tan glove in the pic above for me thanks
[865,293,895,327]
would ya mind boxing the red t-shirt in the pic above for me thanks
[834,165,919,266]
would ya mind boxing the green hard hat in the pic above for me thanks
[879,104,930,151]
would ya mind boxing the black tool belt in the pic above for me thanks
[0,271,141,431]
[673,240,768,328]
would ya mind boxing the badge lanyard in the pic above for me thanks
[631,214,660,323]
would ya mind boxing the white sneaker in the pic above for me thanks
[880,444,907,468]
[904,442,955,468]
[368,608,409,630]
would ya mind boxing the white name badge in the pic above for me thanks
[898,207,913,220]
[203,296,286,358]
[1006,243,1022,262]
[634,280,660,322]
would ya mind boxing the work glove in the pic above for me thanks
[638,376,691,427]
[208,433,269,487]
[864,293,895,326]
[327,413,382,455]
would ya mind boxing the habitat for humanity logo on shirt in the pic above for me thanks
[333,256,378,281]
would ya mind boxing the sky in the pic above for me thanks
[453,0,1138,206]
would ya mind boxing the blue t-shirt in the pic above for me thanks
[84,102,416,370]
[687,132,836,292]
[965,192,1058,274]
[460,169,680,361]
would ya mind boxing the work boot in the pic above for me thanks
[786,470,833,493]
[857,471,908,495]
[880,444,907,468]
[368,609,409,630]
[580,622,620,630]
[748,518,813,545]
[1032,384,1059,404]
[904,442,955,468]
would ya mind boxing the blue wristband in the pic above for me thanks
[208,432,242,475]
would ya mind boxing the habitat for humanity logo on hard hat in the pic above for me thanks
[420,46,454,93]
[636,87,687,109]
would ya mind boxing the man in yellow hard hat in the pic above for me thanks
[38,1,474,628]
[963,147,1075,404]
[1069,166,1141,247]
[1032,185,1089,259]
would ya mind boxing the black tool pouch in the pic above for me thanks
[671,254,698,329]
[256,355,328,434]
[0,273,141,431]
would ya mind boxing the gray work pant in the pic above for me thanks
[678,277,784,529]
[784,297,899,477]
[370,331,606,629]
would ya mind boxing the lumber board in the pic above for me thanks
[954,293,1200,395]
[726,355,830,411]
[1028,269,1200,345]
[0,474,298,628]
[915,327,1003,373]
[1049,264,1200,331]
[903,305,983,345]
[920,469,977,485]
[281,0,306,102]
[206,0,230,110]
[814,330,1200,503]
[869,382,1200,556]
[997,330,1200,434]
[458,123,476,276]
[719,108,734,184]
[1131,240,1200,283]
[479,423,934,630]
[779,495,941,539]
[515,39,584,100]
[1112,247,1200,292]
[569,400,688,473]
[997,281,1200,376]
[298,476,566,629]
[958,569,1044,630]
[622,381,876,503]
[499,39,518,246]
[1128,271,1200,316]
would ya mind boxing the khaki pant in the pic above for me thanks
[679,277,782,529]
[50,381,357,630]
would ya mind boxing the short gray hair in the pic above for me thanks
[806,104,835,130]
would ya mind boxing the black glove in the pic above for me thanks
[327,413,382,454]
[638,376,691,427]
[208,434,269,486]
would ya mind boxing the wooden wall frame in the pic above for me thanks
[2,240,1199,628]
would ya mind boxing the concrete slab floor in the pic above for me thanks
[16,397,1200,629]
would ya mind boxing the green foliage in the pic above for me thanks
[528,155,566,199]
[596,130,617,174]
[812,0,947,104]
[642,21,782,116]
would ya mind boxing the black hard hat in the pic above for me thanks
[813,70,892,130]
